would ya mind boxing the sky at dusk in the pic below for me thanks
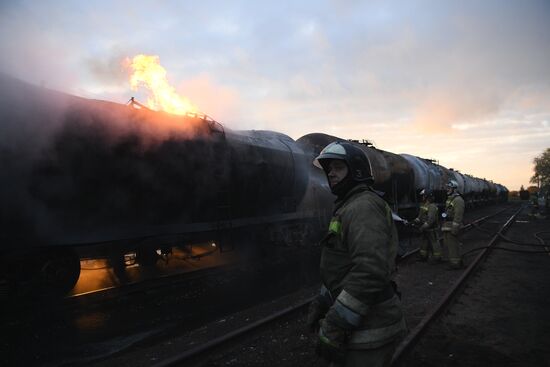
[1,0,549,190]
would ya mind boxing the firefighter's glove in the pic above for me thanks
[316,319,347,364]
[306,295,330,333]
[316,306,358,364]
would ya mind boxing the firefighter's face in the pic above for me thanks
[326,160,349,188]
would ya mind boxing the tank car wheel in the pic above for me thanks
[38,249,81,294]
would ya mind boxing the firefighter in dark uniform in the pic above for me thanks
[306,141,406,367]
[413,188,441,263]
[441,179,465,269]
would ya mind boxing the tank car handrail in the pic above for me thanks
[126,96,225,136]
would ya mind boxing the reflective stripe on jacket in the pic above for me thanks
[444,193,465,224]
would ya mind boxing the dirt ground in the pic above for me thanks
[400,208,550,367]
[199,203,550,367]
[84,203,550,367]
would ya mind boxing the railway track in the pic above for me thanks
[397,206,550,366]
[398,205,510,262]
[2,204,517,367]
[67,263,233,306]
[2,243,318,367]
[391,204,524,365]
[139,204,518,367]
[3,261,234,319]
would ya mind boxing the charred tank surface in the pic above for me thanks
[1,75,311,247]
[0,75,317,293]
[0,75,508,294]
[223,130,310,218]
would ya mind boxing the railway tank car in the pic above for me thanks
[0,75,508,294]
[297,134,508,214]
[396,158,507,208]
[297,133,417,216]
[0,75,332,293]
[399,154,449,203]
[495,184,509,203]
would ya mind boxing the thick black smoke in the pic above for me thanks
[0,74,227,247]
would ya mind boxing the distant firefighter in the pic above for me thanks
[441,180,465,269]
[306,141,406,366]
[413,189,441,263]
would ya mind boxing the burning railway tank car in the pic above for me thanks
[0,75,333,293]
[0,75,507,294]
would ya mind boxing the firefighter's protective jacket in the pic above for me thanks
[415,202,439,231]
[319,184,406,349]
[442,193,465,234]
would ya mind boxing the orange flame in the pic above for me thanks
[126,54,198,115]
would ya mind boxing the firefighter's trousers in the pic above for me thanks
[443,231,462,266]
[419,230,441,259]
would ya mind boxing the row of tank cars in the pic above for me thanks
[401,153,509,208]
[0,74,507,294]
[299,134,509,216]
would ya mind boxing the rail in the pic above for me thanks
[149,206,513,367]
[150,299,311,367]
[399,206,510,261]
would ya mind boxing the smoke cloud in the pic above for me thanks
[86,53,129,86]
[0,74,227,246]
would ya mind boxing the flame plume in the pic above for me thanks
[126,54,198,115]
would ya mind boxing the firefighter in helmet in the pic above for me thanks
[306,141,406,366]
[441,179,465,269]
[413,188,441,263]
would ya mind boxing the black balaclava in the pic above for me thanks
[329,166,359,199]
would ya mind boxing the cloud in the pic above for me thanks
[409,87,502,132]
[1,0,549,191]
